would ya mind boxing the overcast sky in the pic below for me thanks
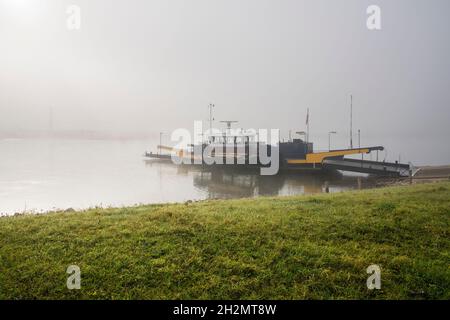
[0,0,449,164]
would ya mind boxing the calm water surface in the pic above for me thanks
[0,139,375,215]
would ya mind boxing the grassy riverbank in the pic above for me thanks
[0,182,449,300]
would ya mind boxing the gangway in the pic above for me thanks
[323,158,411,177]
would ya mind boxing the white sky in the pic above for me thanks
[0,0,449,164]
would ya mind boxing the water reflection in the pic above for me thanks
[0,138,377,215]
[144,159,376,200]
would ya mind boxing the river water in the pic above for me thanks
[0,138,376,215]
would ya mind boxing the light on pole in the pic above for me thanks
[328,131,337,151]
[159,132,164,155]
[358,129,361,149]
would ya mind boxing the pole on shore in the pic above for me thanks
[350,95,353,149]
[358,129,363,161]
[208,103,215,143]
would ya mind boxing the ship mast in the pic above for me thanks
[306,108,310,143]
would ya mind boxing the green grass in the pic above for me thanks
[0,182,449,300]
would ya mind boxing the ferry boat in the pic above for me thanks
[145,125,410,177]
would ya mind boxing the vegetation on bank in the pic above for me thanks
[0,182,449,299]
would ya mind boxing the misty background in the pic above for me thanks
[1,0,449,165]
